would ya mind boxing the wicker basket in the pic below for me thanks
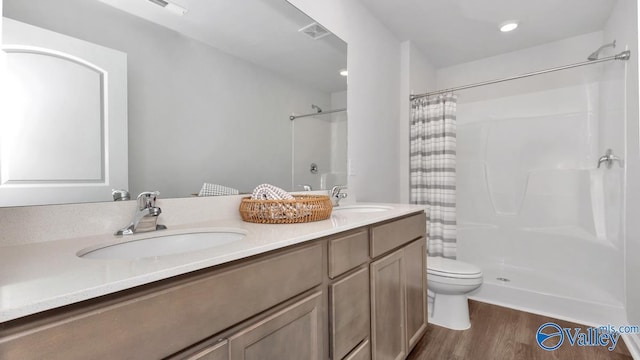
[239,195,333,224]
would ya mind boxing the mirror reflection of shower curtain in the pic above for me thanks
[410,94,458,259]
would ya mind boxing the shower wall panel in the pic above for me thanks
[436,31,626,320]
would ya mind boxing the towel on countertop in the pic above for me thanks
[198,183,240,196]
[251,184,294,200]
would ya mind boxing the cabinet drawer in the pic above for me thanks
[370,212,426,258]
[329,267,370,360]
[328,229,369,279]
[0,244,323,360]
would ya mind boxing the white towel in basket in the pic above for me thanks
[251,184,294,200]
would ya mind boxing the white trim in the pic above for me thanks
[0,19,128,206]
[623,333,640,360]
[2,44,108,74]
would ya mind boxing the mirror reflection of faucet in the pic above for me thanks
[115,191,167,235]
[597,149,622,169]
[112,189,130,201]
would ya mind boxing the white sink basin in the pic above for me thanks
[78,230,247,260]
[333,205,393,213]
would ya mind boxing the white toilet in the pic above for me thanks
[427,256,483,330]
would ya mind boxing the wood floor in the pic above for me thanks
[407,300,634,360]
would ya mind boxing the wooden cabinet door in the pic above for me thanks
[370,250,406,360]
[184,340,228,360]
[329,267,370,359]
[404,238,427,352]
[344,339,371,360]
[228,292,322,360]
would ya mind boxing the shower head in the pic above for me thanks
[311,104,322,113]
[588,40,616,61]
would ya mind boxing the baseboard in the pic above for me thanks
[623,333,640,360]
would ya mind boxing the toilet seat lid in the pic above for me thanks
[427,256,482,277]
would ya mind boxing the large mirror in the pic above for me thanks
[0,0,347,206]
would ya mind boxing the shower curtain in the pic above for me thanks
[410,94,457,259]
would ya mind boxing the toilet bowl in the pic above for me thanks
[427,256,483,330]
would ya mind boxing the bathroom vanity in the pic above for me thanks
[0,206,426,360]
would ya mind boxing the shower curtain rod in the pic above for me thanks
[410,50,631,101]
[289,108,347,120]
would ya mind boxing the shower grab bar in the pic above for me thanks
[597,149,622,169]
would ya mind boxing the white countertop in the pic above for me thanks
[0,203,424,323]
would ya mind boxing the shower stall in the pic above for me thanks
[421,10,635,326]
[455,67,627,325]
[291,93,348,192]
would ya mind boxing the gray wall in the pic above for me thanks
[5,0,331,197]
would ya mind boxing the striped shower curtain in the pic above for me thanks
[410,94,457,259]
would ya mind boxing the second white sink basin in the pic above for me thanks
[333,205,393,213]
[78,230,247,260]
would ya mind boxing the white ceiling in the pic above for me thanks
[98,0,347,93]
[359,0,618,68]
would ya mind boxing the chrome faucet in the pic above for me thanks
[330,185,348,206]
[115,191,167,235]
[597,149,622,169]
[298,184,313,191]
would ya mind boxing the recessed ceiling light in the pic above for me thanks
[500,21,519,32]
[339,69,348,77]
